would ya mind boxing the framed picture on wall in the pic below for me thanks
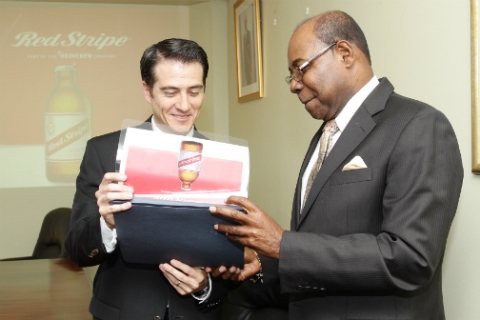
[234,0,263,102]
[471,0,480,174]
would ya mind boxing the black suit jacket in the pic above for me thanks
[66,118,228,320]
[260,78,463,320]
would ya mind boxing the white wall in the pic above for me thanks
[226,0,479,319]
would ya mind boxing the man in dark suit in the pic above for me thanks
[209,11,463,320]
[66,38,228,320]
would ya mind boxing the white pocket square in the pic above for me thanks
[342,155,367,171]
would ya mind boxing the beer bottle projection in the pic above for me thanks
[178,141,203,190]
[44,66,91,183]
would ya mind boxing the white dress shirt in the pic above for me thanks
[300,76,379,205]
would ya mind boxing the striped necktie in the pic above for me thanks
[302,119,339,209]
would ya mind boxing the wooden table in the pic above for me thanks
[0,258,92,319]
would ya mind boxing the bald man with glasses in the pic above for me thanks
[209,10,463,320]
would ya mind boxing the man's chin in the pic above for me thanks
[305,104,329,121]
[166,125,192,136]
[305,106,322,120]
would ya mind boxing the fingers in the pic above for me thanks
[211,210,253,248]
[209,264,258,282]
[96,173,134,227]
[97,192,133,213]
[222,266,242,281]
[160,265,190,295]
[209,203,253,239]
[211,203,284,259]
[209,204,248,223]
[208,265,241,280]
[99,201,132,218]
[97,173,133,204]
[159,260,208,295]
[204,266,214,273]
[225,196,256,212]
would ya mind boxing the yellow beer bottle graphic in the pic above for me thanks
[44,66,90,183]
[178,141,203,190]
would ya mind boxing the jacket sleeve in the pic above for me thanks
[66,137,112,267]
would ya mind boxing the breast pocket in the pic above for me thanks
[330,168,372,186]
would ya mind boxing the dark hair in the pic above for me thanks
[307,11,371,65]
[140,38,209,89]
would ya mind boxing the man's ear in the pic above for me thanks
[142,81,152,104]
[336,40,355,67]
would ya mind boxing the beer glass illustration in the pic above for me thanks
[178,141,203,190]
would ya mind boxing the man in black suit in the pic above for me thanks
[66,38,228,320]
[209,11,463,320]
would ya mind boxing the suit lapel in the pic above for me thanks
[296,78,394,229]
[292,124,325,229]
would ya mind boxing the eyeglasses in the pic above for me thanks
[285,42,337,85]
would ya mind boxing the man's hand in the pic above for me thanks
[205,247,260,281]
[209,196,284,259]
[159,260,208,295]
[95,172,133,229]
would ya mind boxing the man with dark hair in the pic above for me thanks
[209,10,463,320]
[66,38,227,320]
[140,38,209,89]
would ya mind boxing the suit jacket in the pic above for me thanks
[66,118,228,320]
[260,78,463,320]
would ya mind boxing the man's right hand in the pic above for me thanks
[95,172,133,229]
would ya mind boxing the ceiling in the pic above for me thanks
[0,0,219,5]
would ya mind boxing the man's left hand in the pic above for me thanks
[159,260,208,295]
[209,196,284,259]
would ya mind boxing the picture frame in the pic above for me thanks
[471,0,480,174]
[234,0,263,102]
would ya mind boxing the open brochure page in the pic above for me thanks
[117,127,249,205]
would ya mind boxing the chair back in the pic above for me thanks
[32,207,72,259]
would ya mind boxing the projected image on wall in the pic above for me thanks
[0,2,190,188]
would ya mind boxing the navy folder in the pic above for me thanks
[114,198,244,268]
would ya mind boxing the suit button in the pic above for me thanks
[153,316,161,320]
[88,248,99,258]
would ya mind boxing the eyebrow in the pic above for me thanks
[160,84,204,91]
[289,58,305,71]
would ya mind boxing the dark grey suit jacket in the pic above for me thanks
[66,118,228,320]
[260,78,463,320]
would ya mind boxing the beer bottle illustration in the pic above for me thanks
[44,66,91,183]
[178,141,203,190]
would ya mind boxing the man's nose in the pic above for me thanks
[290,79,303,93]
[176,93,189,111]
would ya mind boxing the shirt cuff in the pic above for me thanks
[100,216,117,253]
[191,273,212,303]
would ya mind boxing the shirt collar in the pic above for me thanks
[151,115,194,137]
[334,76,379,132]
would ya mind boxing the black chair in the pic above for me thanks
[221,280,289,320]
[1,207,72,261]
